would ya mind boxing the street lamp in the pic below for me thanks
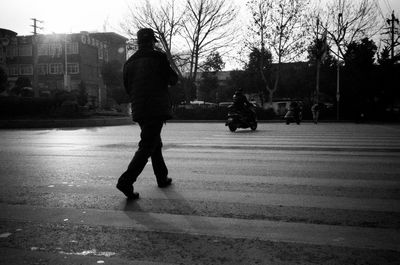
[64,34,69,92]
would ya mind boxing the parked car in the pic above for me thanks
[21,87,34,97]
[178,100,218,109]
[218,102,233,108]
[189,100,218,108]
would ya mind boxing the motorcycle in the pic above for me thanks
[225,104,257,132]
[284,105,302,125]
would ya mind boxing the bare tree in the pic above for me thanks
[246,0,272,106]
[121,0,185,76]
[247,0,311,106]
[180,0,238,99]
[121,0,238,102]
[319,0,381,60]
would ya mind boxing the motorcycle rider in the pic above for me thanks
[288,101,301,122]
[232,88,255,121]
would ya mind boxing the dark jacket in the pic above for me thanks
[123,48,178,122]
[233,91,251,109]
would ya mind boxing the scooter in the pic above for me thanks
[225,105,257,132]
[284,107,302,125]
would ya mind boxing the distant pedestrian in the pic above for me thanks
[311,102,322,124]
[116,28,178,199]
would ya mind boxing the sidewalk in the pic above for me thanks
[0,117,379,129]
[0,118,320,129]
[3,203,399,251]
[0,116,133,129]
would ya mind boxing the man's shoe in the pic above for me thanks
[116,182,139,200]
[158,177,172,188]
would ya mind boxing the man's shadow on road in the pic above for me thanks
[121,184,215,238]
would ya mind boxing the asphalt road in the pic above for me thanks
[0,122,400,264]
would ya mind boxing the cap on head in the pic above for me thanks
[137,28,158,44]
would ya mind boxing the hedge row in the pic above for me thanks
[1,97,357,121]
[0,96,86,118]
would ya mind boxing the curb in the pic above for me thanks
[0,118,393,129]
[0,117,133,129]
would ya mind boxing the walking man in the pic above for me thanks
[311,102,321,124]
[116,28,178,199]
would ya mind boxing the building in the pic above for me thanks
[2,31,127,107]
[0,28,17,65]
[0,28,18,95]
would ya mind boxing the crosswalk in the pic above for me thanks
[159,123,400,255]
[1,123,400,264]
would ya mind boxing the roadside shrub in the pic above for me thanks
[172,107,226,120]
[0,95,86,119]
[0,96,56,118]
[256,108,276,120]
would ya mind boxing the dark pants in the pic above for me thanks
[119,119,168,185]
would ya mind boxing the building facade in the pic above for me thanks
[2,31,127,107]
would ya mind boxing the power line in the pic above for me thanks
[383,0,392,13]
[374,0,386,21]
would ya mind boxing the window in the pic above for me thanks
[98,47,104,59]
[18,37,29,44]
[38,44,49,56]
[38,64,48,75]
[6,46,18,57]
[66,42,79,54]
[67,63,79,74]
[19,45,32,56]
[19,64,33,75]
[104,49,108,62]
[92,66,98,78]
[49,43,62,57]
[8,65,18,76]
[49,63,63,74]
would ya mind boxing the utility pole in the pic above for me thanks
[336,10,342,121]
[316,18,328,106]
[386,11,399,63]
[31,18,43,97]
[64,34,70,92]
[315,17,320,105]
[31,18,43,35]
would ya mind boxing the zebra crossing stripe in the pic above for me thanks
[1,203,399,251]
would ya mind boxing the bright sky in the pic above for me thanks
[1,0,399,69]
[1,0,399,36]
